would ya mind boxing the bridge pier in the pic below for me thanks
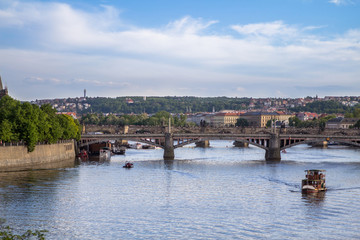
[311,141,328,148]
[265,134,281,161]
[163,133,175,160]
[233,141,249,147]
[196,140,210,148]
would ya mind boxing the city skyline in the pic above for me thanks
[0,0,360,100]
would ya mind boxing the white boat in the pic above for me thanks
[99,147,111,160]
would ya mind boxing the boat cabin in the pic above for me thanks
[301,169,326,194]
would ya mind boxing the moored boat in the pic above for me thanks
[112,147,126,155]
[77,149,89,161]
[301,169,326,194]
[99,147,111,160]
[123,161,134,168]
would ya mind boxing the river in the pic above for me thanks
[1,141,360,239]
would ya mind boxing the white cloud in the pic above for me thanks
[0,1,359,99]
[165,16,218,35]
[24,76,63,84]
[329,0,353,5]
[231,21,298,37]
[236,87,245,92]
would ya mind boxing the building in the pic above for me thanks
[125,98,134,104]
[240,112,292,128]
[296,112,319,121]
[0,75,8,99]
[186,113,213,126]
[210,112,242,127]
[56,112,77,119]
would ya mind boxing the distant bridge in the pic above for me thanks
[79,132,360,161]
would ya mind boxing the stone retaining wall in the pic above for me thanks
[0,141,76,172]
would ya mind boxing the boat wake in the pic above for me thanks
[169,170,199,179]
[326,186,360,192]
[260,176,300,189]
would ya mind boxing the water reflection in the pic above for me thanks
[78,155,110,166]
[1,141,360,239]
[302,192,326,205]
[0,168,80,232]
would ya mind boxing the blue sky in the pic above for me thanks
[0,0,359,100]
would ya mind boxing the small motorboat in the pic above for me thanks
[301,169,326,194]
[77,149,89,161]
[123,162,134,168]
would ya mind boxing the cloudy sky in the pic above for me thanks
[0,0,359,100]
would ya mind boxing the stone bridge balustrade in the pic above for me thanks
[79,132,360,161]
[83,125,360,135]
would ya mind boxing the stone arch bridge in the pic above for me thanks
[79,133,360,161]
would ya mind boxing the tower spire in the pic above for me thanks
[0,75,9,98]
[0,75,3,90]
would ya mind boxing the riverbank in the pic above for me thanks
[0,140,76,172]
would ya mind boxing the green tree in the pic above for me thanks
[289,117,301,127]
[236,118,249,127]
[353,119,360,129]
[17,102,40,152]
[266,119,274,128]
[0,97,81,151]
[0,225,47,240]
[57,115,81,141]
[345,107,360,118]
[0,119,13,143]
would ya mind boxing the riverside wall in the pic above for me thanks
[0,141,76,172]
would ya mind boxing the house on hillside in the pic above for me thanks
[296,112,319,121]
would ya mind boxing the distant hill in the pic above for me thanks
[82,96,251,114]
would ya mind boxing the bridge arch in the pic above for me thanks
[79,138,113,148]
[280,139,360,150]
[327,140,360,148]
[234,138,268,150]
[172,137,268,151]
[280,139,317,150]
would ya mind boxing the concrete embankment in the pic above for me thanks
[0,141,76,172]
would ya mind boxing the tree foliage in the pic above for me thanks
[353,120,360,129]
[288,115,336,130]
[81,111,192,127]
[0,96,81,152]
[235,118,249,127]
[290,100,352,114]
[79,96,251,114]
[0,226,47,240]
[345,107,360,118]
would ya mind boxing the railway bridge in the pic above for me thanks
[79,132,360,161]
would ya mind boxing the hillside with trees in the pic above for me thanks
[81,111,192,127]
[81,96,251,114]
[289,100,352,114]
[0,96,81,152]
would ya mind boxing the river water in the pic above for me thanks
[1,141,360,239]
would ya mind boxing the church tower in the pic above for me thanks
[0,75,9,98]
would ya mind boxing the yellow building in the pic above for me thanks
[240,112,292,128]
[210,113,241,127]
